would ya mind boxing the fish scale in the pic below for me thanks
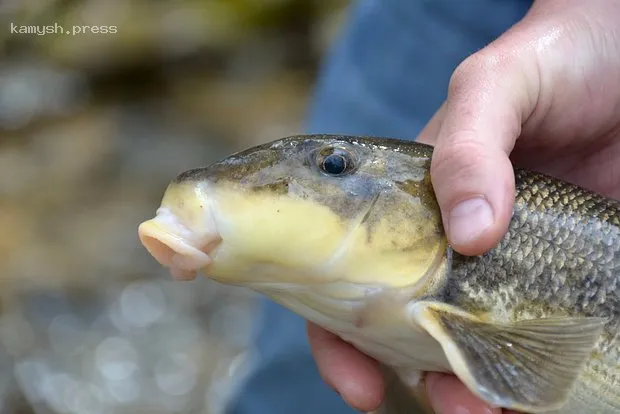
[441,165,619,412]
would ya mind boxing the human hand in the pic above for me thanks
[308,0,620,412]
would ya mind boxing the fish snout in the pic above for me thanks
[138,207,221,281]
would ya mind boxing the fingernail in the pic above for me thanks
[448,197,493,246]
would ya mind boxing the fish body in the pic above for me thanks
[138,135,620,413]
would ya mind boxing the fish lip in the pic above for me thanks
[138,207,221,281]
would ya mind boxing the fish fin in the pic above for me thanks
[409,301,607,412]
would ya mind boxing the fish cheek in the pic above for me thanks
[327,188,447,288]
[206,182,354,283]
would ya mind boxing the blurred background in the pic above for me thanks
[0,1,349,412]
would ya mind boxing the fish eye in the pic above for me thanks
[317,147,355,176]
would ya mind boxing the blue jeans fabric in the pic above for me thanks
[229,1,532,413]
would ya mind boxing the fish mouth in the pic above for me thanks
[138,206,221,281]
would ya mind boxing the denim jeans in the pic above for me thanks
[229,1,532,413]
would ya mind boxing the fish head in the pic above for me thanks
[138,134,448,292]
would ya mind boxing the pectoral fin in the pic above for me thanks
[409,301,606,412]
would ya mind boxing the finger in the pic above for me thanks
[430,21,542,256]
[426,372,502,414]
[416,101,447,146]
[306,322,385,411]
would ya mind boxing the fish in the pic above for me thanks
[137,134,620,413]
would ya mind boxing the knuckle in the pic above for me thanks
[449,46,509,95]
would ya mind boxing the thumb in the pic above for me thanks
[422,20,542,256]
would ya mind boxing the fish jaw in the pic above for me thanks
[138,182,221,281]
